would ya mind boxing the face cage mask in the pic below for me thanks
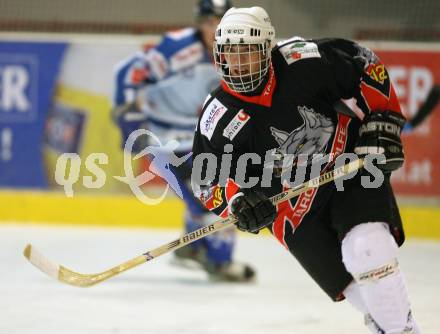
[213,42,271,93]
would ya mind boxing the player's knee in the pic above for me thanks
[341,222,398,276]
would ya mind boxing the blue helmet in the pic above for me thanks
[195,0,232,19]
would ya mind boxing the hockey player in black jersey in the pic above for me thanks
[192,6,421,334]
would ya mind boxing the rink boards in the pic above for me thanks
[1,190,439,239]
[0,36,439,240]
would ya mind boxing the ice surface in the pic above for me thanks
[1,224,439,334]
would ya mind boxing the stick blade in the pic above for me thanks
[23,244,96,287]
[23,244,60,281]
[23,244,145,288]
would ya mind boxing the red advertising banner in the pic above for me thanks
[374,47,440,197]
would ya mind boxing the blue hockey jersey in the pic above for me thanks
[113,28,220,151]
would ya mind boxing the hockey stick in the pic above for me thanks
[23,158,364,287]
[406,84,440,130]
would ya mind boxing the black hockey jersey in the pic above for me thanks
[192,38,403,244]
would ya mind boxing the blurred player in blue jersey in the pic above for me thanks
[112,0,255,282]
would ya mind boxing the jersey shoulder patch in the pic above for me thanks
[279,40,321,65]
[200,98,228,140]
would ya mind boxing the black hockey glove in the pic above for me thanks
[355,110,406,173]
[230,188,277,234]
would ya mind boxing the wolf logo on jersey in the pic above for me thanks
[270,106,334,160]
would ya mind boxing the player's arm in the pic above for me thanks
[111,52,153,149]
[352,43,405,172]
[192,117,276,234]
[111,39,171,150]
[325,40,406,172]
[112,51,155,112]
[113,33,174,110]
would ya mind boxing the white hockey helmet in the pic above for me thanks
[213,7,275,93]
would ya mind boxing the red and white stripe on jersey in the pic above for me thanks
[360,81,402,114]
[359,61,402,115]
[271,113,351,248]
[200,178,240,218]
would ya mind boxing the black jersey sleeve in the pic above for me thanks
[191,94,242,218]
[275,38,404,117]
[319,41,364,100]
[318,38,404,116]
